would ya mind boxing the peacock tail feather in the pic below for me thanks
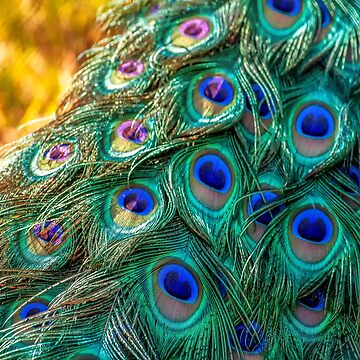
[1,0,360,359]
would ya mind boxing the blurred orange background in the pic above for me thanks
[0,0,105,145]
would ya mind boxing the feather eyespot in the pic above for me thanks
[118,187,155,216]
[152,259,203,323]
[294,288,327,327]
[111,185,158,228]
[194,154,232,193]
[28,221,66,256]
[288,99,339,163]
[103,116,154,161]
[230,322,265,355]
[287,206,339,263]
[171,16,212,50]
[296,104,334,140]
[158,264,199,303]
[110,119,149,154]
[259,0,304,32]
[18,302,49,321]
[11,297,50,332]
[117,121,148,144]
[109,59,145,87]
[190,151,234,210]
[193,75,236,118]
[35,141,76,174]
[292,209,333,244]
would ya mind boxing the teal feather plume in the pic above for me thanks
[1,0,360,359]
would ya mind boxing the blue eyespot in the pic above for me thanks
[317,0,331,28]
[194,154,232,193]
[198,76,234,106]
[296,104,334,139]
[248,192,285,225]
[298,288,326,311]
[267,0,302,16]
[117,188,155,216]
[19,302,48,320]
[158,264,199,303]
[245,84,273,119]
[230,322,265,354]
[292,209,333,244]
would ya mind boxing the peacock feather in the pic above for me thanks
[0,0,360,359]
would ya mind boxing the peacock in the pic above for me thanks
[0,0,360,359]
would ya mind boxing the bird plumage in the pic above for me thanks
[0,0,360,359]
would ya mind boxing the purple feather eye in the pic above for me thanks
[33,221,65,246]
[171,16,212,51]
[44,143,72,162]
[179,18,210,40]
[36,141,75,173]
[117,121,148,144]
[118,60,145,77]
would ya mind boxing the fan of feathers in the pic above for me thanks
[0,0,360,359]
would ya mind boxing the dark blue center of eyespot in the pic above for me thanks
[317,0,331,28]
[245,84,273,119]
[292,208,333,244]
[267,0,302,16]
[19,302,48,320]
[194,154,232,193]
[296,104,334,139]
[298,288,326,311]
[118,187,154,216]
[230,322,264,354]
[158,264,198,303]
[198,76,234,106]
[248,192,285,225]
